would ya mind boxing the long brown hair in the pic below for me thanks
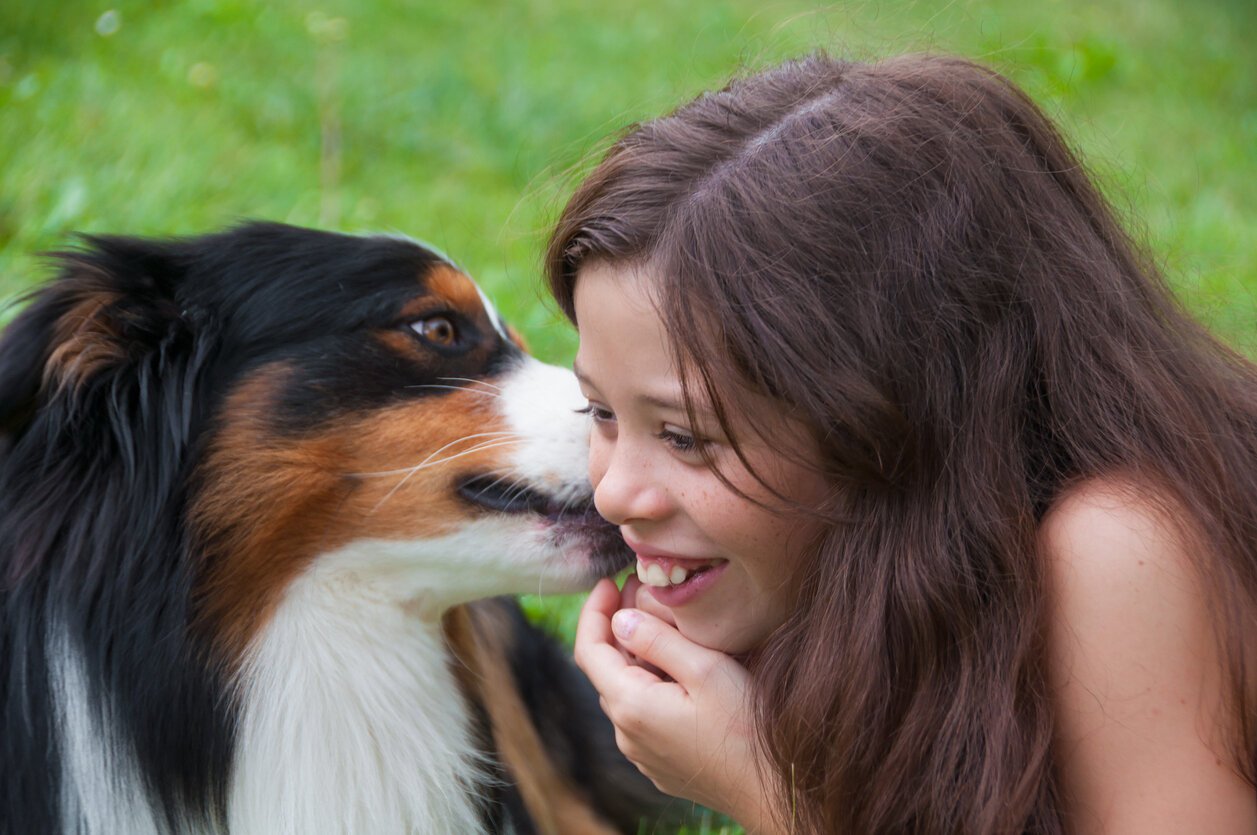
[545,54,1257,833]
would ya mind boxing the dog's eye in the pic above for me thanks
[412,315,458,347]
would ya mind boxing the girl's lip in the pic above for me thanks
[622,537,715,567]
[639,560,728,608]
[635,552,721,571]
[624,535,728,607]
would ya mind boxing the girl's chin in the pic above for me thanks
[637,586,774,653]
[673,608,780,655]
[634,586,679,627]
[672,619,757,655]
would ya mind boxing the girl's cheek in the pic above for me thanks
[587,428,610,487]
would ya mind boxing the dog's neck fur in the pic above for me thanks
[229,545,486,835]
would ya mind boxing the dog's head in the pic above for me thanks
[0,222,626,653]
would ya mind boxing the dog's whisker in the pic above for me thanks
[372,436,522,488]
[437,376,503,392]
[478,470,528,493]
[353,432,522,478]
[556,491,585,516]
[536,554,567,599]
[403,384,502,399]
[359,433,523,514]
[369,439,525,512]
[452,472,540,514]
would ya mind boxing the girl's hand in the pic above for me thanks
[574,578,782,833]
[617,573,675,627]
[612,574,673,679]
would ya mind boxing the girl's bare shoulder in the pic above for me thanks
[1039,475,1199,590]
[1039,476,1255,832]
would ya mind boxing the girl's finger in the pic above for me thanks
[610,609,737,691]
[574,579,633,693]
[619,572,641,610]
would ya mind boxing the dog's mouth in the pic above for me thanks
[456,473,633,576]
[456,473,575,519]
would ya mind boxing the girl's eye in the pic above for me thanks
[657,426,698,454]
[411,315,458,347]
[576,404,615,423]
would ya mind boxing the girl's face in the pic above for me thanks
[572,262,829,654]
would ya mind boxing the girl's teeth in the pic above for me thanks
[643,562,670,587]
[636,559,697,588]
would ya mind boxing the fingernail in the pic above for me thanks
[612,610,641,640]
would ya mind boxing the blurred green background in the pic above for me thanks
[2,2,1254,831]
[2,0,1254,354]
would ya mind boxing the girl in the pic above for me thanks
[547,54,1257,833]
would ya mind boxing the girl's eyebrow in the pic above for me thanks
[573,362,705,414]
[572,361,607,395]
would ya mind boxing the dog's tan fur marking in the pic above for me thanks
[375,329,422,355]
[425,264,486,312]
[44,286,127,390]
[445,604,620,835]
[192,363,515,658]
[506,325,530,353]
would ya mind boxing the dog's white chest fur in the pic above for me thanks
[229,558,485,835]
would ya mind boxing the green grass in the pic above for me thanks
[2,0,1254,355]
[2,2,1254,831]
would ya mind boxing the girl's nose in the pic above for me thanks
[588,434,672,526]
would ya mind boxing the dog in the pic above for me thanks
[0,222,665,834]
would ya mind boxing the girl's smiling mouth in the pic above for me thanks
[631,546,730,606]
[636,555,724,586]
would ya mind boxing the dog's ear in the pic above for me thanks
[0,235,189,447]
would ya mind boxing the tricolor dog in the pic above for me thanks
[0,223,664,834]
